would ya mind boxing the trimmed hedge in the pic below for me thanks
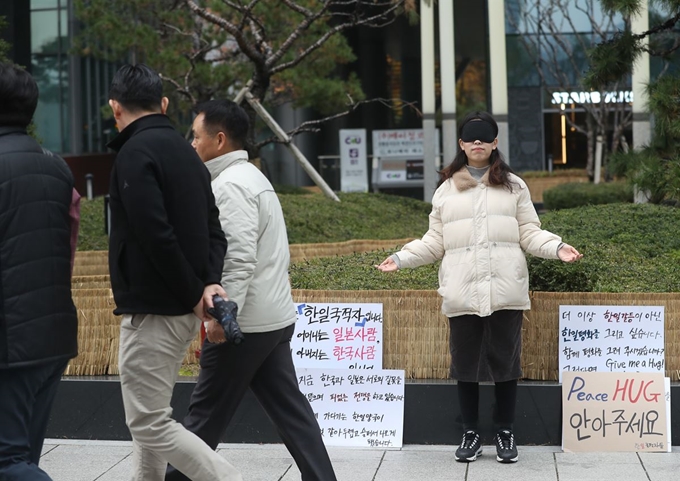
[78,197,109,251]
[290,250,440,290]
[290,204,680,293]
[77,192,431,250]
[520,168,587,179]
[543,181,633,210]
[281,192,431,244]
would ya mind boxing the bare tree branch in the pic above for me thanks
[254,96,420,149]
[265,3,331,69]
[159,73,196,105]
[184,0,265,65]
[632,10,680,41]
[269,1,403,74]
[280,0,314,17]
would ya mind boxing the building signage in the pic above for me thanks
[371,129,440,190]
[339,129,369,193]
[551,90,633,105]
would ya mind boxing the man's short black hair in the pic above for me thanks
[195,100,249,149]
[0,63,39,128]
[109,64,163,113]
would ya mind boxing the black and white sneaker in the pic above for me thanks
[455,430,482,462]
[494,429,519,463]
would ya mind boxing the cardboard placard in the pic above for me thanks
[559,305,664,382]
[296,368,405,447]
[562,372,670,452]
[291,303,383,369]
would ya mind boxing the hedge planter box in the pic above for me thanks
[524,176,588,204]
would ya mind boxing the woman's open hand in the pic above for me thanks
[558,244,583,263]
[375,256,398,272]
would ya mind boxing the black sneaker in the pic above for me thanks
[494,429,518,463]
[455,430,482,462]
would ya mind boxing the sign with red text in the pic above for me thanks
[292,303,383,370]
[562,372,670,452]
[559,305,664,382]
[296,368,405,447]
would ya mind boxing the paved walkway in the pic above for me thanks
[39,440,679,481]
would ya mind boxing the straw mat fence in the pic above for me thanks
[69,253,680,381]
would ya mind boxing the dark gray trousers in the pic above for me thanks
[0,359,68,481]
[166,323,337,481]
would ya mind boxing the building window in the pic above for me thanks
[31,0,69,153]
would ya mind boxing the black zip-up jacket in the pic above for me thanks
[107,114,227,315]
[0,127,78,368]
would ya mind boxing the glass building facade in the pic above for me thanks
[0,0,120,155]
[2,0,677,185]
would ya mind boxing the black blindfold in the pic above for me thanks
[460,120,496,143]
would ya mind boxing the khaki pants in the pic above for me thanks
[119,313,241,481]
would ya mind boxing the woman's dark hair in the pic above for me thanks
[438,111,516,190]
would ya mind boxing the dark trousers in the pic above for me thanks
[0,359,68,481]
[166,324,337,481]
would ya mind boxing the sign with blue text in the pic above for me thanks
[558,305,665,383]
[296,367,405,447]
[292,303,383,370]
[562,372,670,452]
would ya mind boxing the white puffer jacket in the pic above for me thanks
[396,168,561,318]
[205,150,297,333]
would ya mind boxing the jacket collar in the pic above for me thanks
[106,114,173,152]
[0,126,27,137]
[0,126,43,156]
[204,150,249,181]
[452,166,490,191]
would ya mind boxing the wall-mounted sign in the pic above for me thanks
[551,90,633,105]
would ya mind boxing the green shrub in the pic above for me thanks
[77,197,109,251]
[78,192,432,250]
[273,184,310,195]
[290,250,440,290]
[543,181,633,210]
[520,168,587,179]
[528,203,680,292]
[280,192,431,244]
[290,204,680,293]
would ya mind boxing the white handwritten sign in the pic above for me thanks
[559,305,665,382]
[292,303,383,369]
[562,372,670,452]
[296,368,405,447]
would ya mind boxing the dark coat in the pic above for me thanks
[0,127,78,368]
[107,114,227,316]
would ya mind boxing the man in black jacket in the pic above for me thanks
[0,63,79,481]
[107,64,241,481]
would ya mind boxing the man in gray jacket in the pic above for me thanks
[165,100,337,481]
